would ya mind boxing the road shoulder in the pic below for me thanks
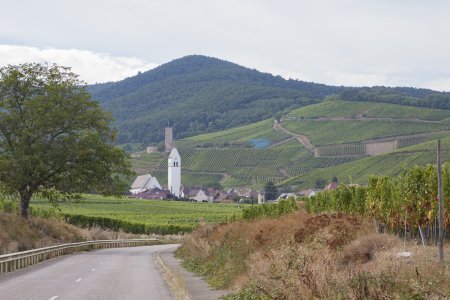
[156,245,230,300]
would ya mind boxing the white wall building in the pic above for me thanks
[168,148,182,198]
[130,174,161,194]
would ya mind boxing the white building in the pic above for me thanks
[130,174,161,194]
[168,148,182,198]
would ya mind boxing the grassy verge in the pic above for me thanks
[177,211,450,299]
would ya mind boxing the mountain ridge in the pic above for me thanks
[87,55,450,145]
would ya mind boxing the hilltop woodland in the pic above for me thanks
[88,55,450,145]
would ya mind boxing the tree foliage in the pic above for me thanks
[0,63,133,218]
[264,181,278,200]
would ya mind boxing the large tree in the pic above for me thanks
[264,181,278,201]
[0,63,133,219]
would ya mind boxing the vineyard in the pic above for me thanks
[281,136,450,189]
[288,100,450,121]
[185,118,290,147]
[30,195,243,234]
[129,101,449,189]
[304,163,450,241]
[316,144,366,156]
[282,119,450,146]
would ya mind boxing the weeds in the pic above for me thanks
[178,211,450,299]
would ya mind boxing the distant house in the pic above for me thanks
[323,182,338,191]
[131,188,170,200]
[298,189,320,198]
[226,188,241,198]
[187,189,212,202]
[130,174,162,194]
[276,193,296,201]
[212,191,230,203]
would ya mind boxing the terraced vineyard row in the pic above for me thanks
[288,100,450,121]
[186,118,289,146]
[316,144,366,156]
[280,136,450,189]
[288,100,376,118]
[284,156,362,176]
[397,135,428,148]
[283,119,450,146]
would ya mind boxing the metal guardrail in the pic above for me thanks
[0,239,159,275]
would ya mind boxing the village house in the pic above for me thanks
[298,188,320,198]
[276,193,296,201]
[323,181,338,190]
[131,188,170,200]
[186,189,212,202]
[129,174,162,194]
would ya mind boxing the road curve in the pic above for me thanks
[0,244,178,300]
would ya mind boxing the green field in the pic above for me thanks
[31,195,243,234]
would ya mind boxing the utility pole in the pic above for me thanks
[437,139,444,263]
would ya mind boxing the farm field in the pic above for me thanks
[31,195,243,234]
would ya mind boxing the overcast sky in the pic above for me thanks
[1,0,450,91]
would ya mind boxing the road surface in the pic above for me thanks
[0,244,178,300]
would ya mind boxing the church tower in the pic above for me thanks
[168,148,181,198]
[165,127,174,152]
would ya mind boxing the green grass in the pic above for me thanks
[32,195,243,234]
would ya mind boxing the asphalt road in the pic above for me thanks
[0,244,178,300]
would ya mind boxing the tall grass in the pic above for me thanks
[178,211,450,299]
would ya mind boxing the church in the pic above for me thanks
[130,127,183,199]
[168,148,182,198]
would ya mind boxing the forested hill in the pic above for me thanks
[88,55,450,144]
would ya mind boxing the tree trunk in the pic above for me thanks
[20,190,32,219]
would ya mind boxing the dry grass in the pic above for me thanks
[0,212,178,255]
[178,211,450,299]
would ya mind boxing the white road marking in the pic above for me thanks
[76,278,82,282]
[49,297,58,300]
[91,268,96,271]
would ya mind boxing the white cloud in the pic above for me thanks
[1,1,450,91]
[323,71,394,88]
[0,45,158,84]
[422,78,450,92]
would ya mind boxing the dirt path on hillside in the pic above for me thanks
[273,120,316,154]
